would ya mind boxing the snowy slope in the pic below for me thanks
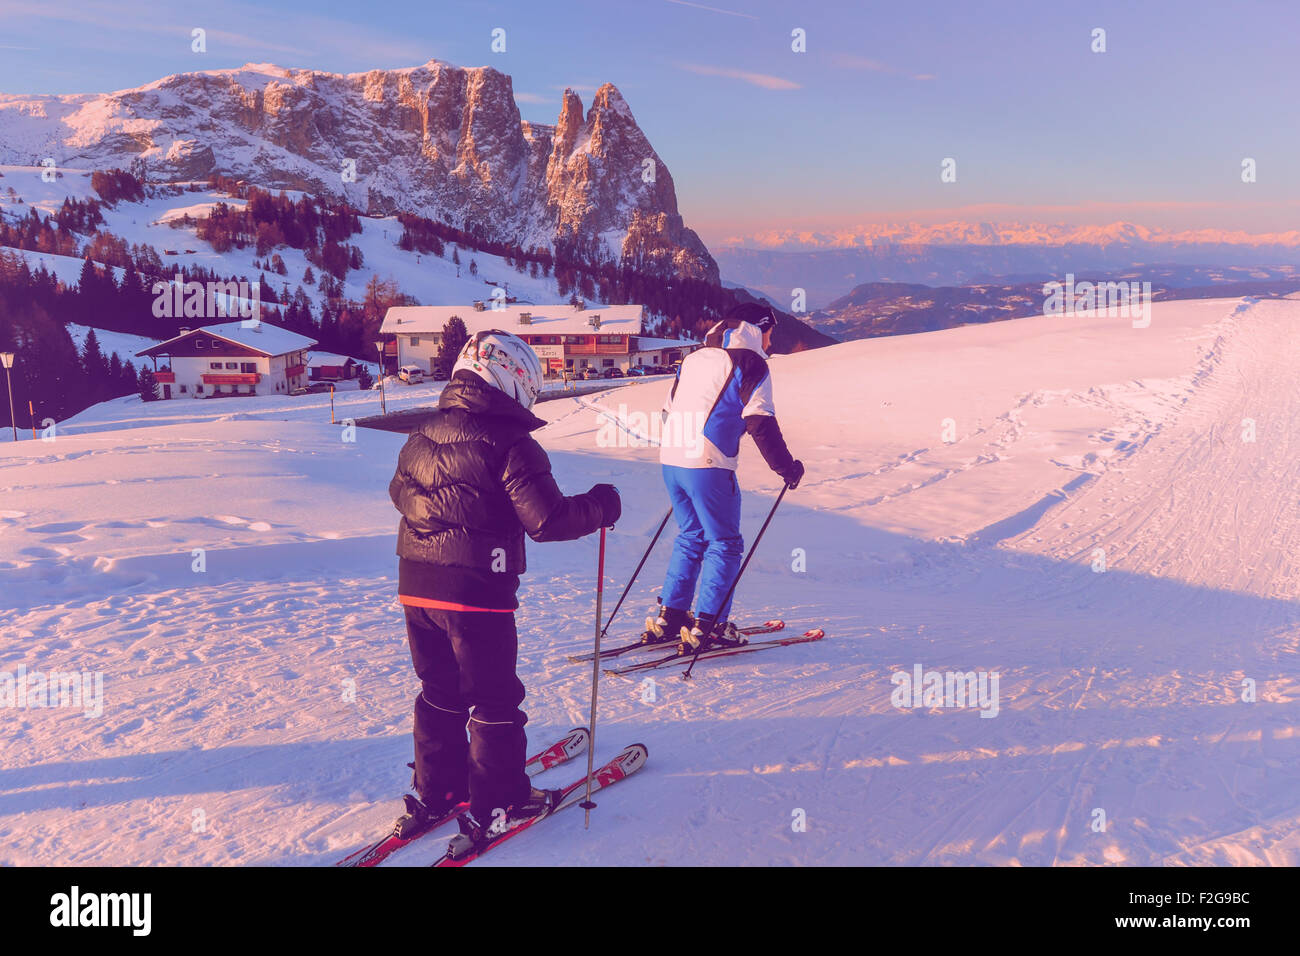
[0,164,574,315]
[66,324,158,365]
[0,296,1296,866]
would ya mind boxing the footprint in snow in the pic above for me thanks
[19,546,64,558]
[27,521,87,534]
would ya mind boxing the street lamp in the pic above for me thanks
[373,340,387,415]
[0,351,16,442]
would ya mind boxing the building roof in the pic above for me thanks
[307,351,358,368]
[382,304,644,337]
[632,336,700,351]
[136,321,318,359]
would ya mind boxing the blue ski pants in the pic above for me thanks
[661,464,743,624]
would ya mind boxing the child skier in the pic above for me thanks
[646,302,804,650]
[388,329,620,843]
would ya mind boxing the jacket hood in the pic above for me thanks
[438,371,548,431]
[704,319,768,358]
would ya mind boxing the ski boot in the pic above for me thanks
[396,762,466,839]
[640,601,692,646]
[679,617,748,654]
[446,787,563,859]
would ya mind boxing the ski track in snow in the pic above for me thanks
[0,298,1296,866]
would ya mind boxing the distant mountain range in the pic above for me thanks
[717,222,1300,308]
[723,220,1300,250]
[811,266,1300,342]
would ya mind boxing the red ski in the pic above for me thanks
[568,620,785,663]
[603,628,826,677]
[334,726,590,867]
[432,743,649,867]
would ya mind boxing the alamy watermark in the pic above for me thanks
[1043,273,1151,328]
[891,663,1000,718]
[0,665,104,718]
[151,274,262,325]
[595,403,707,458]
[50,886,150,936]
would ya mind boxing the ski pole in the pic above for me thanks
[600,506,672,639]
[581,525,608,828]
[682,483,788,680]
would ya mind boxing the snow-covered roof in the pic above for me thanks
[382,304,644,337]
[307,351,358,367]
[137,321,318,358]
[632,336,699,351]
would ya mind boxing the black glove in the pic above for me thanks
[781,460,805,490]
[587,483,621,526]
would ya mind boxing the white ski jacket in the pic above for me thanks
[659,319,798,480]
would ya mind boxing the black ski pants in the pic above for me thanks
[403,604,530,821]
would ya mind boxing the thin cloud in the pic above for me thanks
[0,0,428,69]
[678,62,800,90]
[664,0,759,20]
[514,92,551,104]
[831,52,935,81]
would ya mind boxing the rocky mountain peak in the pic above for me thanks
[0,60,718,281]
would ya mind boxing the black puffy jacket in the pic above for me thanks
[389,372,608,609]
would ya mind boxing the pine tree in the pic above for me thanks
[107,352,123,394]
[81,328,110,403]
[138,365,158,402]
[434,315,469,379]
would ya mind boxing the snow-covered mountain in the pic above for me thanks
[719,242,1300,310]
[0,61,717,281]
[724,219,1300,250]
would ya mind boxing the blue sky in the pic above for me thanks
[2,0,1297,243]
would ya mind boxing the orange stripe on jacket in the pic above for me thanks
[398,594,514,614]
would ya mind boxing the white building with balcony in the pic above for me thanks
[135,321,317,399]
[380,302,697,378]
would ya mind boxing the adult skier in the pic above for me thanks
[388,329,621,845]
[646,301,804,650]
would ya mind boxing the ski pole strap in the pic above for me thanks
[684,483,788,679]
[600,506,672,638]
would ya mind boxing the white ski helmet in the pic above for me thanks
[452,329,545,409]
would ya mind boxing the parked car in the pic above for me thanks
[625,366,649,377]
[398,365,425,384]
[581,367,601,380]
[603,367,624,379]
